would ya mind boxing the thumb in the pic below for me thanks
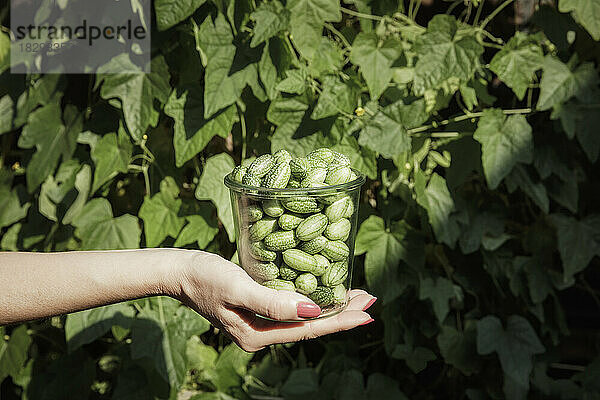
[235,280,322,320]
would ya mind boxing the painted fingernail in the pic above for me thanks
[359,318,374,326]
[297,302,321,318]
[363,297,377,311]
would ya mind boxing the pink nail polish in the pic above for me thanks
[297,302,321,318]
[363,297,377,311]
[359,318,374,326]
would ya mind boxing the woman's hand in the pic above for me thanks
[176,252,376,352]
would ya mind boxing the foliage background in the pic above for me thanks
[1,0,600,399]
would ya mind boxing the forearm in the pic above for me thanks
[0,248,196,325]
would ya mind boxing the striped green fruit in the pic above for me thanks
[295,273,318,295]
[273,149,293,164]
[321,240,350,261]
[307,148,334,164]
[332,284,347,304]
[330,151,351,167]
[324,218,351,241]
[296,213,328,241]
[232,165,246,182]
[242,173,261,187]
[298,235,328,254]
[278,213,304,230]
[307,157,329,169]
[300,167,327,187]
[282,197,323,214]
[343,199,354,218]
[244,261,279,283]
[321,261,348,286]
[290,158,310,180]
[246,154,275,178]
[313,254,330,276]
[246,205,263,223]
[324,197,351,223]
[282,249,325,275]
[308,286,334,306]
[325,166,353,185]
[264,230,299,251]
[262,199,285,218]
[263,162,291,188]
[263,279,295,291]
[249,217,278,241]
[279,265,299,280]
[249,241,277,262]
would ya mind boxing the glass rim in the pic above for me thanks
[224,168,366,195]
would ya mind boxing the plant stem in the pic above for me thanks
[340,6,383,21]
[480,0,514,30]
[238,104,247,161]
[324,22,351,50]
[473,0,485,25]
[284,34,300,66]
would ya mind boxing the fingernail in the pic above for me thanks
[363,297,377,311]
[359,318,374,326]
[297,302,321,318]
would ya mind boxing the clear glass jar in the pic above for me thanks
[224,171,365,320]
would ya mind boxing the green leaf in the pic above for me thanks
[0,94,14,135]
[366,373,409,400]
[174,213,219,248]
[155,0,207,31]
[459,207,504,254]
[559,0,600,40]
[419,277,455,322]
[281,368,319,399]
[358,101,416,159]
[308,37,344,77]
[0,186,29,229]
[98,55,171,142]
[477,315,545,395]
[473,109,533,190]
[18,104,82,192]
[505,165,549,213]
[0,325,32,382]
[332,135,377,179]
[250,1,290,48]
[350,33,402,99]
[196,15,256,118]
[91,123,132,193]
[437,324,481,376]
[287,0,341,59]
[517,256,554,304]
[391,344,436,373]
[195,153,236,242]
[186,336,218,371]
[276,69,308,94]
[311,75,358,119]
[73,198,141,250]
[489,32,544,100]
[412,15,483,95]
[552,101,600,163]
[139,178,186,247]
[210,343,254,391]
[65,303,134,353]
[165,85,237,167]
[416,172,460,248]
[537,57,598,111]
[355,216,423,302]
[39,160,81,222]
[549,214,600,281]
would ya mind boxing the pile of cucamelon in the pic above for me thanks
[230,148,359,309]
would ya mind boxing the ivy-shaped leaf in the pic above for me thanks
[18,104,82,192]
[559,0,600,41]
[195,153,236,242]
[490,32,544,100]
[391,344,436,373]
[473,109,533,190]
[412,15,483,95]
[165,85,238,167]
[358,101,415,159]
[72,198,141,250]
[332,136,377,180]
[91,123,132,193]
[477,315,545,397]
[287,0,341,59]
[552,100,600,163]
[0,325,32,382]
[250,1,290,48]
[174,206,219,249]
[537,57,598,111]
[418,277,455,322]
[437,324,481,376]
[139,178,186,247]
[155,0,207,31]
[311,75,358,120]
[0,94,14,135]
[0,186,29,229]
[349,33,402,100]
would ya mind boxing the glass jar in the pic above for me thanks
[224,170,365,320]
